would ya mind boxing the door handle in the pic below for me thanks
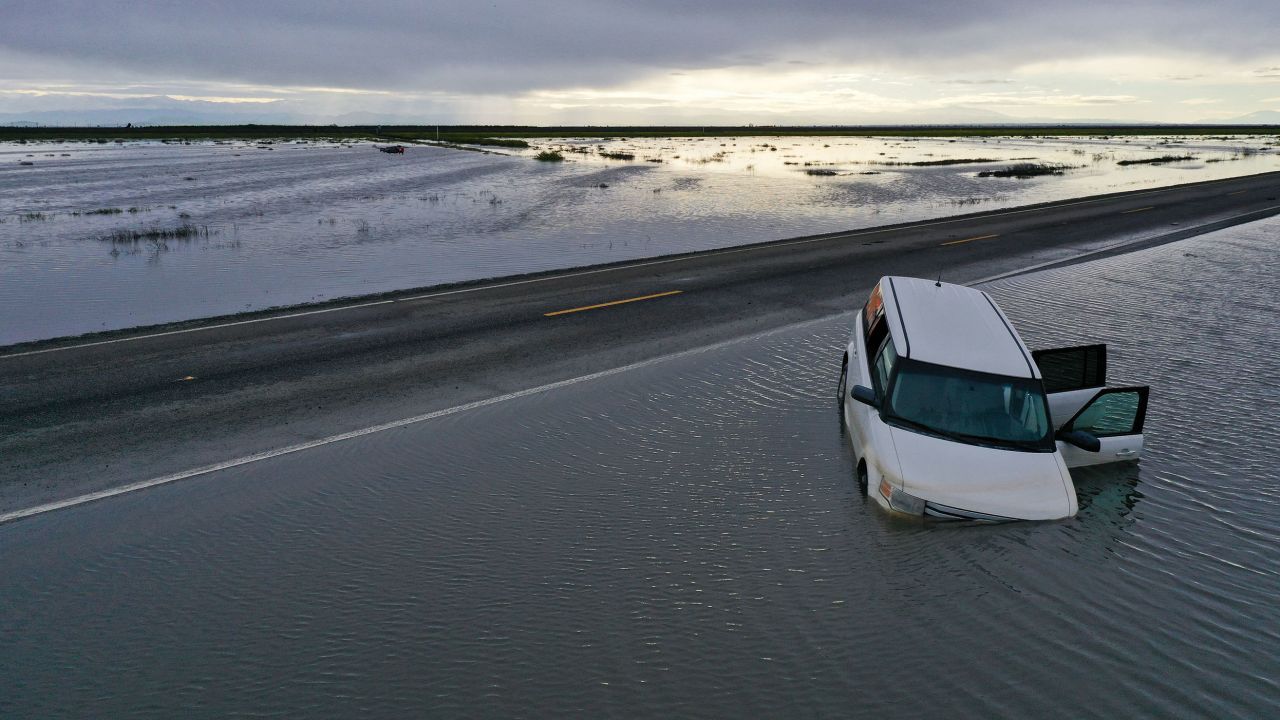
[1115,448,1136,457]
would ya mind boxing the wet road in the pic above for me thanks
[2,172,1280,514]
[1,219,1277,718]
[5,135,1277,345]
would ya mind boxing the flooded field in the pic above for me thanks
[2,134,1278,345]
[1,218,1276,718]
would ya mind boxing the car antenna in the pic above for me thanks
[935,271,943,288]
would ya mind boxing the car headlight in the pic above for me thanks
[880,478,925,515]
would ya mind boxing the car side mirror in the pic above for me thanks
[1058,429,1101,452]
[850,385,878,408]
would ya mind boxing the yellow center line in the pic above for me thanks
[544,290,683,317]
[940,233,999,247]
[1229,190,1247,196]
[1121,206,1155,214]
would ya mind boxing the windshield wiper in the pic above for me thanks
[887,415,1049,451]
[884,415,969,443]
[946,430,1045,451]
[1001,437,1053,451]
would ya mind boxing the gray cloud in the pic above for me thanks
[940,79,1015,85]
[3,1,1280,95]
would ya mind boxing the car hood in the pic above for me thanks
[888,426,1076,520]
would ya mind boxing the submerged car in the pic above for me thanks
[838,276,1149,521]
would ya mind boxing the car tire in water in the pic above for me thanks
[857,461,869,495]
[837,355,848,416]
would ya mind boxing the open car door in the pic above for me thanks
[1032,344,1107,429]
[1056,386,1150,468]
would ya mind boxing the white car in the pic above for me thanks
[838,276,1149,521]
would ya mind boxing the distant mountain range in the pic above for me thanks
[1210,110,1280,124]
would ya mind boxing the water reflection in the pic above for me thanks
[2,135,1277,344]
[1074,461,1143,519]
[0,216,1278,718]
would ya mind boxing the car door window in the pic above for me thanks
[872,338,897,397]
[1067,388,1147,437]
[1033,344,1106,393]
[863,282,885,343]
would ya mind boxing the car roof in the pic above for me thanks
[881,276,1040,379]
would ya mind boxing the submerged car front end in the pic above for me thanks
[877,426,1078,521]
[864,355,1078,521]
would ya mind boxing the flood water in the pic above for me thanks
[2,134,1277,345]
[1,217,1276,717]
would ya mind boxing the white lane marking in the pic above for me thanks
[4,202,1278,525]
[2,178,1263,361]
[967,204,1280,287]
[0,300,397,360]
[0,314,844,526]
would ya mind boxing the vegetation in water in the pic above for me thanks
[98,224,211,243]
[879,158,1000,166]
[1116,155,1196,166]
[534,150,565,162]
[978,163,1075,178]
[382,132,530,148]
[444,135,529,148]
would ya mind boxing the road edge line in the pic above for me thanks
[967,204,1280,286]
[0,313,844,526]
[5,205,1278,525]
[6,174,1272,360]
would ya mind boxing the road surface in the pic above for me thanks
[2,170,1278,515]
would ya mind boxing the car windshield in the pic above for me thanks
[885,359,1053,451]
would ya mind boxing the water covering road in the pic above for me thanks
[2,135,1277,344]
[2,219,1278,717]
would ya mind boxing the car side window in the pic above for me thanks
[863,283,887,373]
[865,319,887,372]
[863,283,885,342]
[1070,390,1142,436]
[872,337,897,398]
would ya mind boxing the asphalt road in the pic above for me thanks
[3,171,1279,515]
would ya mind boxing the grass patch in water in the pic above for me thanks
[441,135,529,148]
[534,150,565,162]
[978,162,1075,178]
[98,224,211,243]
[1116,155,1196,166]
[381,132,529,148]
[600,151,636,160]
[881,157,1000,166]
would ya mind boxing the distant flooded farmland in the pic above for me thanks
[1,134,1277,345]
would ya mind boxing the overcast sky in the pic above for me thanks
[3,0,1280,124]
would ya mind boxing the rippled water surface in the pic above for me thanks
[1,219,1278,718]
[2,134,1277,344]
